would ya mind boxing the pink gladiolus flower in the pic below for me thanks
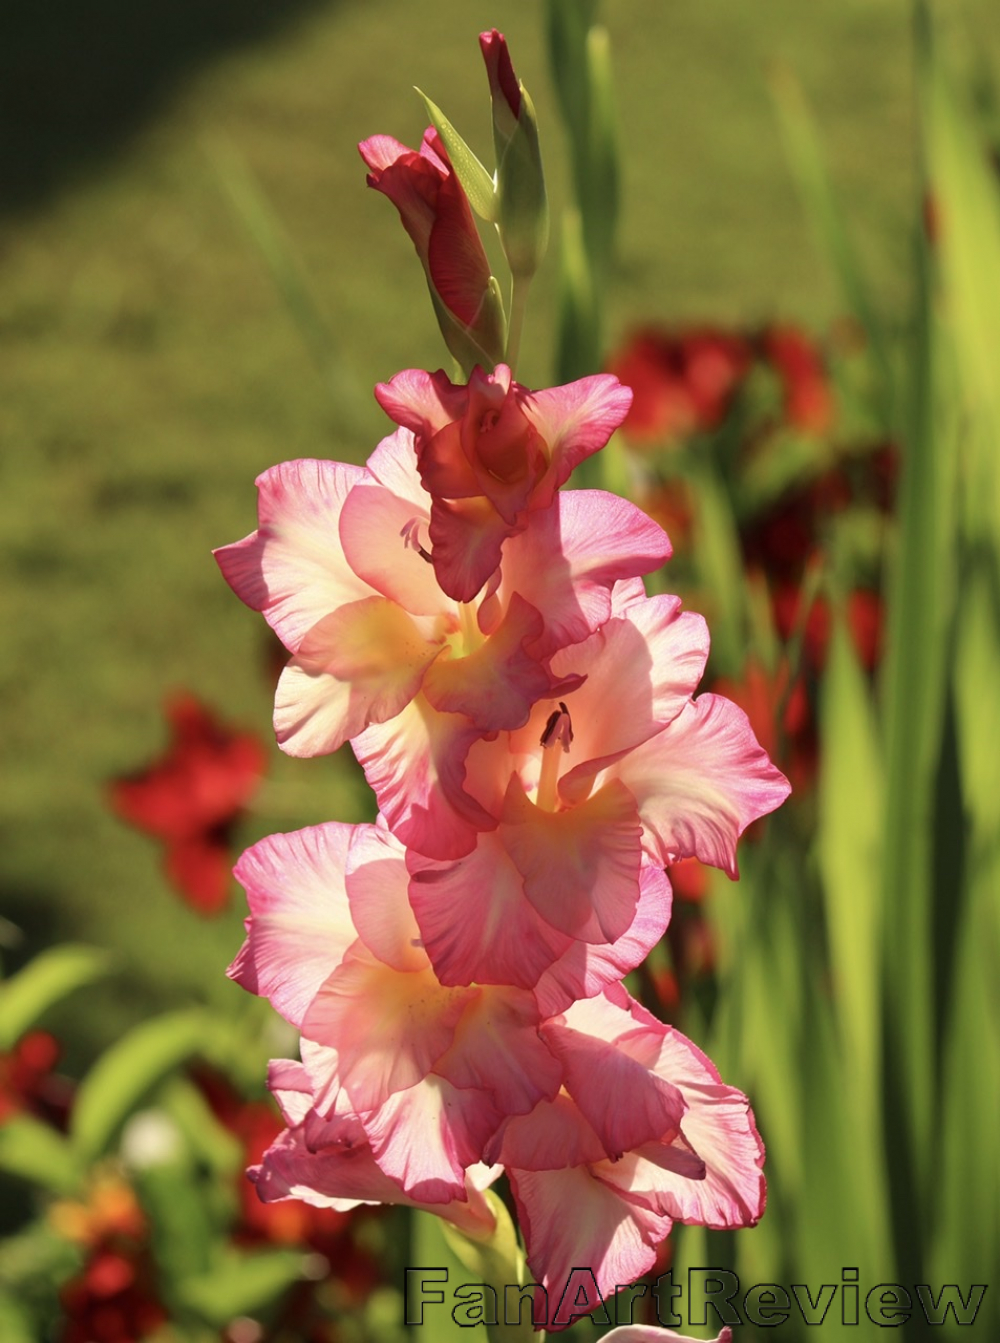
[406,583,790,979]
[375,364,634,602]
[359,130,506,373]
[491,987,765,1325]
[215,430,670,859]
[229,821,563,1201]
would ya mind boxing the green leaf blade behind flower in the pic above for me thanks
[0,1116,84,1197]
[69,1009,221,1161]
[0,945,110,1051]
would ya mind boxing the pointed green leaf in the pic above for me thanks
[769,64,894,424]
[416,89,497,222]
[70,1009,218,1160]
[0,1115,84,1197]
[816,613,892,1272]
[0,1291,34,1343]
[177,1248,308,1326]
[0,945,110,1050]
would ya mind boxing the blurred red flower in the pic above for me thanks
[59,1246,167,1343]
[0,1029,73,1127]
[759,324,834,435]
[608,326,751,445]
[109,694,266,915]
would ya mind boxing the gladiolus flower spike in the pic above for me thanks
[217,29,790,1333]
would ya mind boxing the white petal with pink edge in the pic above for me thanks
[613,693,792,876]
[213,459,370,653]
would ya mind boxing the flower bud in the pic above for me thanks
[360,130,506,374]
[480,30,549,281]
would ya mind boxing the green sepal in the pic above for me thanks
[416,88,497,222]
[439,1191,536,1343]
[431,274,507,379]
[494,84,549,281]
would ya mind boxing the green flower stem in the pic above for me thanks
[440,1192,539,1343]
[505,273,532,376]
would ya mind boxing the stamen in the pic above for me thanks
[400,517,432,563]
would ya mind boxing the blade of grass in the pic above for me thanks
[768,65,895,428]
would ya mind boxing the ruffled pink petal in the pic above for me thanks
[532,863,673,1016]
[539,1020,686,1160]
[338,481,446,617]
[421,593,548,731]
[500,776,643,943]
[362,1073,500,1204]
[301,945,474,1114]
[214,459,370,653]
[273,597,442,757]
[498,491,673,660]
[622,1015,766,1228]
[228,824,358,1028]
[603,1327,733,1343]
[267,1056,367,1150]
[614,694,792,876]
[509,1165,670,1324]
[266,1058,315,1128]
[375,367,471,441]
[407,831,573,989]
[251,1116,501,1236]
[433,987,562,1116]
[353,695,491,860]
[250,1122,411,1213]
[344,821,426,973]
[520,374,633,491]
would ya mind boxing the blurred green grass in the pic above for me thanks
[1,0,998,1056]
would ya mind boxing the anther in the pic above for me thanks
[540,701,573,752]
[400,517,433,564]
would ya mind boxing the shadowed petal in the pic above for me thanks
[498,491,673,660]
[509,1164,669,1322]
[362,1073,501,1204]
[421,593,548,730]
[532,863,673,1016]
